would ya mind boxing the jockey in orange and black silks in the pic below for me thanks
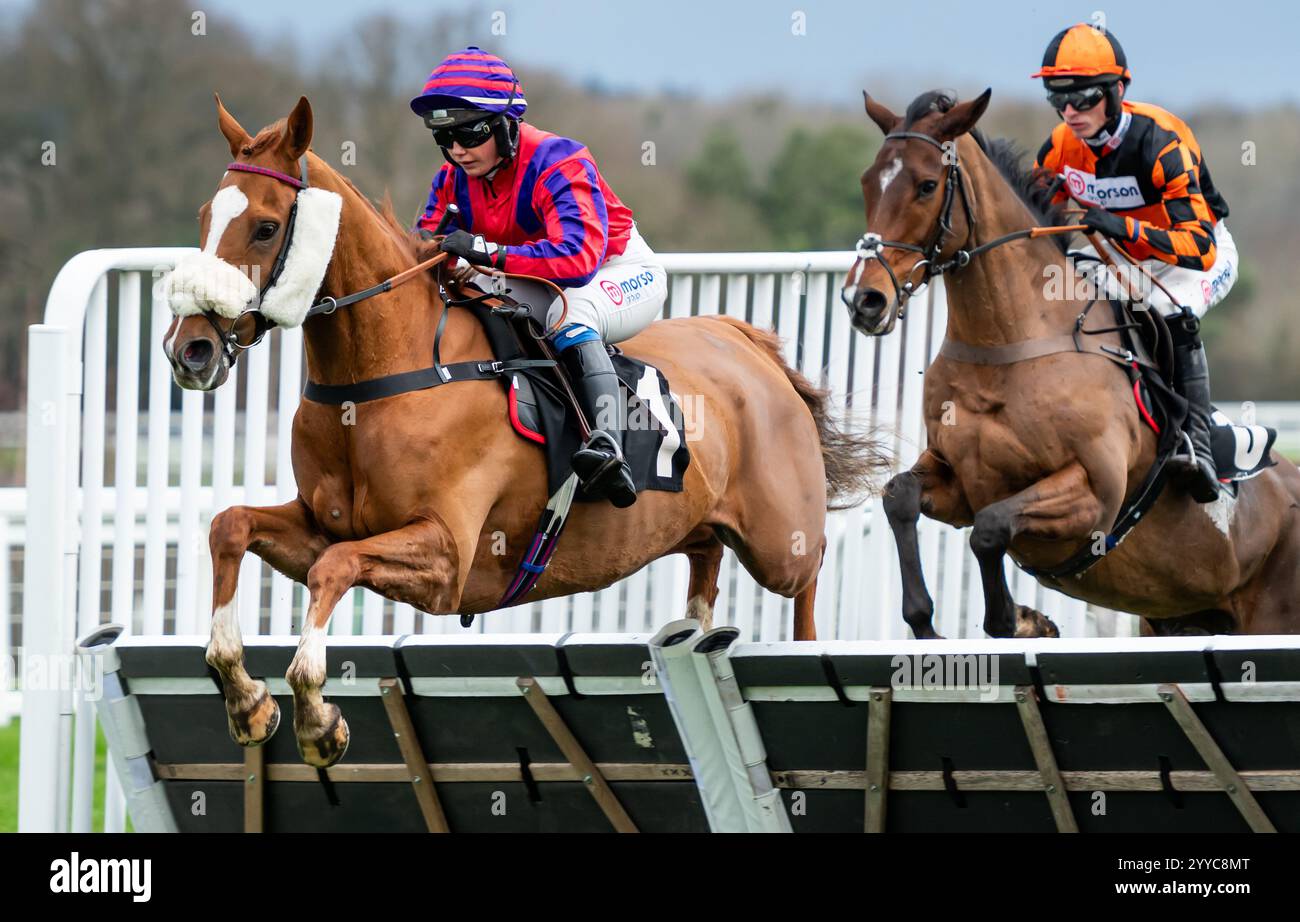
[410,46,668,508]
[1031,22,1236,502]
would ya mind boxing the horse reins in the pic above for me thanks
[849,130,1088,331]
[850,127,1192,341]
[197,158,309,364]
[196,163,570,366]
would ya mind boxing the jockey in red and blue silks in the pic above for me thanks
[411,46,666,508]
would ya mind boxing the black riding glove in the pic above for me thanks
[1080,206,1132,241]
[440,229,506,269]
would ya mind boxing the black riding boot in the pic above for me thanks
[556,338,637,508]
[1168,307,1220,503]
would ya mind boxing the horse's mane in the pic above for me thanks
[902,91,1072,252]
[246,118,427,264]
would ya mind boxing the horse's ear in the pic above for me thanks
[214,92,252,158]
[863,92,899,135]
[280,96,314,161]
[935,87,992,139]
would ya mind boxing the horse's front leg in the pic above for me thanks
[882,450,973,639]
[207,498,331,747]
[969,462,1102,638]
[289,514,463,767]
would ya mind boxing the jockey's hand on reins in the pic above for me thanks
[1079,206,1130,240]
[441,229,507,269]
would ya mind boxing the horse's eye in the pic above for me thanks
[255,222,279,241]
[918,180,939,197]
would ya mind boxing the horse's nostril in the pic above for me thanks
[861,289,887,313]
[181,339,214,372]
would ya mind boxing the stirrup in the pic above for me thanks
[572,432,636,507]
[1171,432,1220,503]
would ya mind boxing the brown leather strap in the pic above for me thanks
[938,334,1126,366]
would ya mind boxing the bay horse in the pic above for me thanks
[841,89,1300,638]
[163,95,887,767]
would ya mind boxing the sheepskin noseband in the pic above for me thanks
[165,158,342,328]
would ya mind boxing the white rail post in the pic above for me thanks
[0,515,12,725]
[18,325,71,832]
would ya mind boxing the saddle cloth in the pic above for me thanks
[1209,409,1277,483]
[1103,298,1277,485]
[470,300,690,500]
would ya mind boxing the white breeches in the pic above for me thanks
[477,223,667,342]
[1073,220,1238,319]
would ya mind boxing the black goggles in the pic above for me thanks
[1046,85,1106,113]
[425,116,495,149]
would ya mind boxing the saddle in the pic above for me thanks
[1019,275,1278,581]
[444,278,691,499]
[453,280,690,615]
[301,277,690,616]
[1087,280,1277,489]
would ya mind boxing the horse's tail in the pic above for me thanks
[712,316,890,509]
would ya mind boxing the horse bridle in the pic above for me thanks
[195,158,311,365]
[849,130,977,329]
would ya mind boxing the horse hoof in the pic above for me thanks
[296,703,350,768]
[1014,605,1060,638]
[226,682,280,747]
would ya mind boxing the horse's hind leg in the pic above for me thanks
[1232,510,1300,633]
[289,516,462,767]
[970,462,1102,638]
[206,499,329,747]
[684,536,724,631]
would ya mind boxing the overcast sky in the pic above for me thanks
[204,0,1296,110]
[7,0,1296,110]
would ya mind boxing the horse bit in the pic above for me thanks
[195,156,453,366]
[188,158,310,365]
[849,130,979,327]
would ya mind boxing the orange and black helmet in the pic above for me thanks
[1032,23,1131,88]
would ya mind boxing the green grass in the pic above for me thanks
[0,719,18,832]
[0,719,129,832]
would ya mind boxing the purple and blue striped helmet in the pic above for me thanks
[409,46,528,121]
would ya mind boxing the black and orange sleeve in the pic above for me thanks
[1130,139,1217,269]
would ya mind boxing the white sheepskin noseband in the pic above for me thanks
[165,180,342,328]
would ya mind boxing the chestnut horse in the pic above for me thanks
[162,96,886,767]
[842,89,1300,638]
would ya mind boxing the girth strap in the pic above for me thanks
[303,358,554,405]
[938,335,1113,366]
[1021,444,1175,581]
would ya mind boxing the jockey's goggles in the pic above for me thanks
[426,115,496,150]
[1046,84,1106,113]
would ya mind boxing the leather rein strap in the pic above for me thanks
[851,129,1087,333]
[206,161,568,405]
[854,132,1155,370]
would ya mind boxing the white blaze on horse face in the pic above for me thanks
[205,184,250,255]
[879,157,903,197]
[163,183,260,321]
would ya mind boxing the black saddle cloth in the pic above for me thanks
[465,298,690,500]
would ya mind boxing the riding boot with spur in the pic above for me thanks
[1168,307,1220,503]
[553,327,638,508]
